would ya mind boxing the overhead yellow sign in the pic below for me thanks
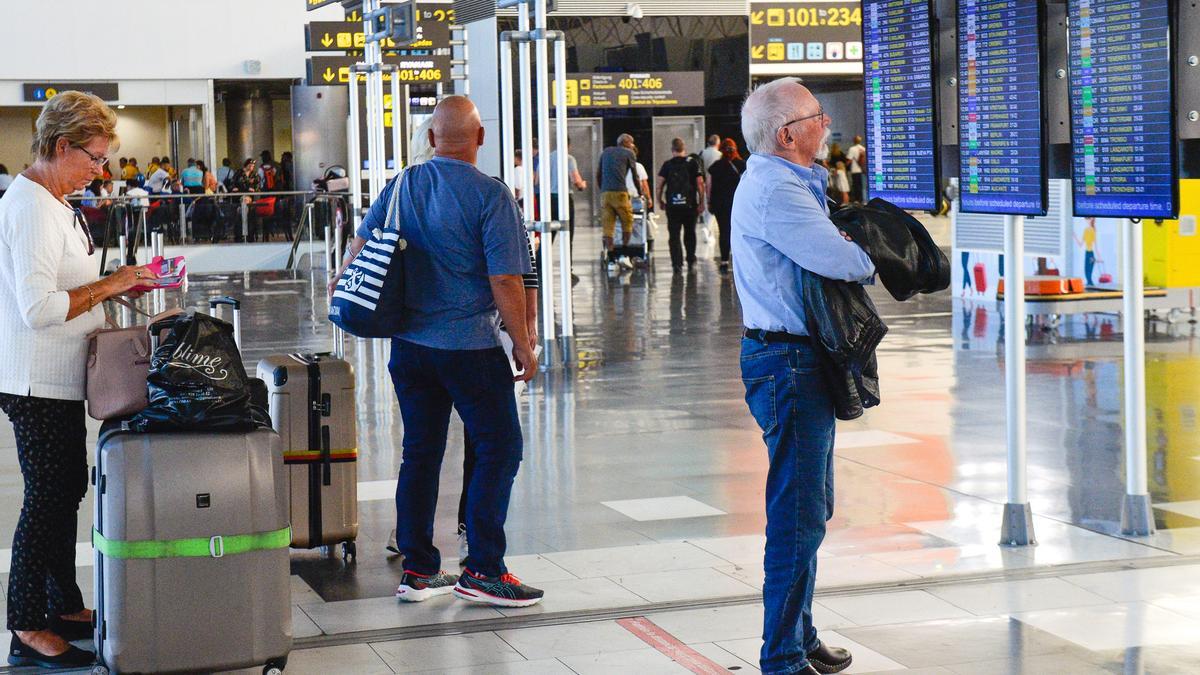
[551,72,705,109]
[750,1,864,76]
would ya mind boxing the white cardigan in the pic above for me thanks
[0,175,105,400]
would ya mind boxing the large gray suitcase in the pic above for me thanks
[92,425,293,674]
[257,353,358,560]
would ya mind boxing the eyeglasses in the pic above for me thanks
[72,209,96,256]
[73,144,108,168]
[781,105,827,130]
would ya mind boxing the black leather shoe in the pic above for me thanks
[807,640,852,674]
[8,633,96,669]
[48,614,94,642]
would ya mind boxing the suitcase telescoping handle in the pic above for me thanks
[208,296,242,350]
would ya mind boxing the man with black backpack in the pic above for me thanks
[656,138,705,272]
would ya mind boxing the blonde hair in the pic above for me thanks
[31,91,119,161]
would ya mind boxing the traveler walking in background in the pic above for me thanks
[706,138,746,272]
[0,91,158,669]
[845,135,866,202]
[596,134,639,262]
[548,141,587,277]
[699,134,722,243]
[733,77,871,675]
[833,160,851,205]
[332,96,544,607]
[656,137,705,272]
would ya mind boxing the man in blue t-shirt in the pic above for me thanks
[331,96,543,608]
[179,159,204,194]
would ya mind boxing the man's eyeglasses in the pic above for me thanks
[781,105,826,130]
[73,209,96,256]
[73,145,108,168]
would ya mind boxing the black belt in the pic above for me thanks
[743,329,811,345]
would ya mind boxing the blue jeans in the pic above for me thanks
[740,338,836,674]
[389,339,523,578]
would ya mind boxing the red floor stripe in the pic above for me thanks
[616,616,735,675]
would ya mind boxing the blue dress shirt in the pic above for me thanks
[731,154,876,336]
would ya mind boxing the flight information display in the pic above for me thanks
[862,0,938,211]
[957,0,1046,215]
[1069,0,1176,219]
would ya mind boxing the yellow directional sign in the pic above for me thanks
[551,72,705,109]
[749,1,864,76]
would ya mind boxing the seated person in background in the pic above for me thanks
[147,160,171,193]
[124,177,150,209]
[180,159,204,194]
[80,179,105,209]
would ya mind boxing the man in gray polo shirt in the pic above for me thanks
[596,134,638,256]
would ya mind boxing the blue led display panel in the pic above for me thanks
[862,0,939,211]
[1069,0,1176,219]
[957,0,1046,215]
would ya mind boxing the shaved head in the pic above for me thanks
[428,95,484,163]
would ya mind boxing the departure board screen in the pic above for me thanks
[957,0,1046,215]
[1069,0,1176,219]
[862,0,939,211]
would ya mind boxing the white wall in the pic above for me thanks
[0,106,175,173]
[0,109,36,171]
[113,108,172,167]
[0,1,345,82]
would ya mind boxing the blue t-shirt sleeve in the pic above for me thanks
[355,176,399,241]
[481,186,533,276]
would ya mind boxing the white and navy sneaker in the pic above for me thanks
[453,569,544,608]
[396,570,459,602]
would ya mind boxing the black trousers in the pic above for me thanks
[666,206,698,269]
[714,204,733,263]
[0,395,88,631]
[851,173,864,203]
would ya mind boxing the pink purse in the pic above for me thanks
[85,301,182,421]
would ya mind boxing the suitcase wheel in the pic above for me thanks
[91,667,110,675]
[342,541,357,563]
[264,656,288,674]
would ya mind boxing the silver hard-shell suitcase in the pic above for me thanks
[256,353,359,560]
[92,426,292,674]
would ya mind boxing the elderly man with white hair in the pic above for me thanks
[731,77,875,674]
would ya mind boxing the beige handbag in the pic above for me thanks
[85,301,183,421]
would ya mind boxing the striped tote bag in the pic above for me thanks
[328,173,408,338]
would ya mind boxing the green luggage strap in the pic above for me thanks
[93,526,291,560]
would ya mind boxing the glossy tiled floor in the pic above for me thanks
[0,218,1198,673]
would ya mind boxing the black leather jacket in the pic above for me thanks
[802,199,950,420]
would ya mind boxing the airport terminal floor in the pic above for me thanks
[1,222,1198,674]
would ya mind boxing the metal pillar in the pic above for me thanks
[391,71,403,171]
[500,32,516,191]
[1000,214,1035,546]
[553,35,575,365]
[1121,218,1154,535]
[348,73,363,234]
[533,0,558,370]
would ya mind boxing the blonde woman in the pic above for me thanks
[0,91,156,669]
